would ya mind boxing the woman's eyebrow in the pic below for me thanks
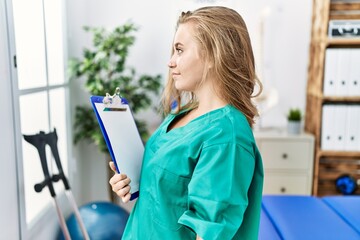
[174,42,184,48]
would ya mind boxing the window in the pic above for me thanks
[11,0,70,229]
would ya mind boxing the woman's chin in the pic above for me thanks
[174,81,195,92]
[174,82,184,91]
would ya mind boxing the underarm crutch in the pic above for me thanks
[23,129,89,240]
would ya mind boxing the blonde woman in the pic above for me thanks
[109,6,263,240]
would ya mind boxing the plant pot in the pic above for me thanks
[287,120,301,134]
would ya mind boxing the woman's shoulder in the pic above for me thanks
[203,105,255,149]
[210,105,251,132]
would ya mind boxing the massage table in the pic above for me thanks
[259,195,360,240]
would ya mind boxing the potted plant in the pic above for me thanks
[287,108,302,134]
[69,23,162,201]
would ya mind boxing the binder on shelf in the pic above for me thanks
[321,105,336,150]
[348,49,360,96]
[323,49,338,96]
[355,106,360,150]
[333,105,347,151]
[345,105,360,151]
[90,88,144,200]
[335,49,350,96]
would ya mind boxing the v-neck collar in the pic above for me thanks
[164,104,231,134]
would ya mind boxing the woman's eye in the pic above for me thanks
[176,48,183,54]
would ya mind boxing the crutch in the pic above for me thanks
[23,129,90,240]
[23,131,71,240]
[43,129,89,240]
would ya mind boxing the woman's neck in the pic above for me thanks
[193,83,228,115]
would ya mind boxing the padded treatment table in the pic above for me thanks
[322,196,360,235]
[260,195,360,240]
[259,208,281,240]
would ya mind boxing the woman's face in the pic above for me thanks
[168,22,206,92]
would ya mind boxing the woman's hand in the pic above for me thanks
[109,161,132,203]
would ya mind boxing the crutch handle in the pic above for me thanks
[52,174,61,182]
[52,173,70,190]
[34,177,56,197]
[24,132,56,198]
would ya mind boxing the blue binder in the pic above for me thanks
[90,95,144,200]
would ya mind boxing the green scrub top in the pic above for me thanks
[122,105,263,240]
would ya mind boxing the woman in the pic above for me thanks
[109,6,263,240]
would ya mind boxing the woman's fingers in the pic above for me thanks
[109,173,132,203]
[109,161,117,173]
[114,184,132,203]
[116,185,131,198]
[110,175,131,192]
[122,192,132,203]
[108,162,132,203]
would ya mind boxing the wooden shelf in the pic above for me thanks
[327,38,360,46]
[317,182,360,196]
[318,150,360,158]
[330,2,360,20]
[330,2,360,11]
[322,96,360,103]
[330,12,360,20]
[306,92,360,103]
[306,0,360,196]
[317,156,360,196]
[320,157,360,164]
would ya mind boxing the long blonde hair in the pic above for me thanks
[161,6,262,127]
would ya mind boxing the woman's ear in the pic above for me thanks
[206,60,214,70]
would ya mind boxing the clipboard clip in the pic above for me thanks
[103,87,127,112]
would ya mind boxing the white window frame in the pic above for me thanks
[0,0,20,238]
[5,0,74,238]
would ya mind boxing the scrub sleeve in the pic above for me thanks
[178,143,256,239]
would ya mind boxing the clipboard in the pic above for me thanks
[90,92,144,200]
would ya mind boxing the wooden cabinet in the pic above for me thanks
[305,0,360,196]
[255,131,315,195]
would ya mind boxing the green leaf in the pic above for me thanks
[287,108,302,121]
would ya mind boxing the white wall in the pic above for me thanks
[66,0,312,205]
[235,0,312,128]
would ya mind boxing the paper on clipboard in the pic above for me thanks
[90,94,144,200]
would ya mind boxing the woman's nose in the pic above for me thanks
[168,57,176,68]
